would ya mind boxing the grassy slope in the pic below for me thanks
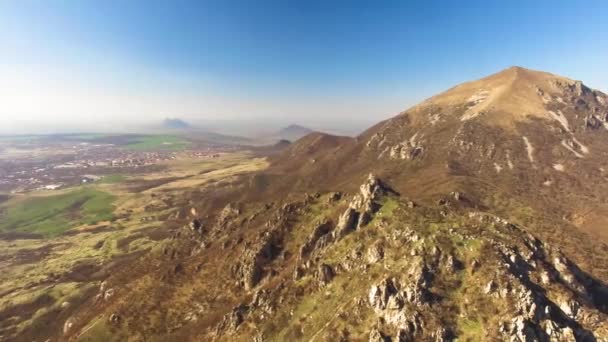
[0,188,115,238]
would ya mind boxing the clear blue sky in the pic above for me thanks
[0,0,607,133]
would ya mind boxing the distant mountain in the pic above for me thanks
[162,118,191,130]
[276,124,314,141]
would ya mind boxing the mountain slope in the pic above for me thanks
[33,67,608,341]
[270,66,608,241]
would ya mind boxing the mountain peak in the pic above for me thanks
[410,66,600,128]
[276,124,315,141]
[162,118,191,130]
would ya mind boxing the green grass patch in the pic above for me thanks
[125,135,190,150]
[458,318,485,341]
[99,174,126,184]
[376,196,399,218]
[0,188,116,238]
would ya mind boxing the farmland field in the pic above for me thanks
[0,188,115,238]
[124,135,190,150]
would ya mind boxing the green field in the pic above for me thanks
[125,135,190,150]
[62,133,110,140]
[99,174,126,184]
[0,188,116,238]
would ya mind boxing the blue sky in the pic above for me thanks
[0,0,607,133]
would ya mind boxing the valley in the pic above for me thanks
[0,137,268,340]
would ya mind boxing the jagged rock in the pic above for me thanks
[551,254,588,296]
[396,326,415,342]
[369,278,398,311]
[293,265,305,280]
[434,327,454,341]
[251,289,274,314]
[585,114,605,130]
[366,242,384,264]
[300,220,332,258]
[328,192,343,203]
[216,304,248,334]
[218,203,240,224]
[233,231,281,290]
[235,250,263,290]
[508,316,538,342]
[388,140,424,160]
[333,207,359,239]
[369,328,389,342]
[63,318,74,335]
[357,211,373,229]
[316,264,335,285]
[541,320,578,341]
[352,174,386,209]
[104,288,115,300]
[108,313,120,324]
[471,259,480,272]
[484,280,497,294]
[445,254,462,271]
[559,298,580,319]
[189,218,203,234]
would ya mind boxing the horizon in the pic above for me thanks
[1,1,607,135]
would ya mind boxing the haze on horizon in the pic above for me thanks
[1,0,607,135]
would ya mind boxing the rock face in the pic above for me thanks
[215,304,249,335]
[334,174,393,240]
[232,231,280,290]
[333,207,359,239]
[366,242,384,264]
[299,220,332,258]
[189,218,203,234]
[316,263,335,285]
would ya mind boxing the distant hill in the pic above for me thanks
[162,118,191,130]
[276,124,314,141]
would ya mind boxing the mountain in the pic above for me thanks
[56,67,608,341]
[162,118,191,130]
[275,124,315,141]
[273,66,608,239]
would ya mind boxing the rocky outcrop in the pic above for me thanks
[217,203,241,228]
[250,289,275,315]
[333,207,359,239]
[300,220,332,258]
[215,304,249,335]
[369,328,390,342]
[366,242,384,264]
[334,174,394,240]
[189,218,203,234]
[316,263,335,286]
[232,231,280,290]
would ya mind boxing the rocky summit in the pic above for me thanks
[54,68,608,341]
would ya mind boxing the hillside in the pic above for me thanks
[19,67,608,341]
